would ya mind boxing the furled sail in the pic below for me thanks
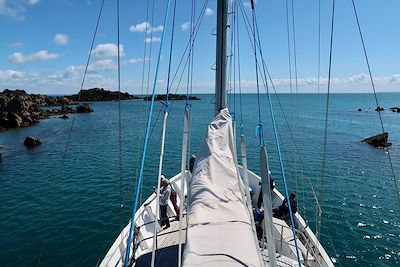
[183,108,262,266]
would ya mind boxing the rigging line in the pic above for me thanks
[236,0,243,132]
[36,0,106,265]
[317,0,335,241]
[139,0,156,205]
[228,0,237,121]
[116,0,124,228]
[165,0,178,99]
[232,1,237,122]
[136,0,152,205]
[315,0,322,231]
[250,2,263,145]
[290,0,304,219]
[122,2,207,198]
[151,0,176,267]
[284,0,294,110]
[227,0,236,111]
[169,0,209,95]
[188,0,196,106]
[185,0,194,100]
[186,0,196,170]
[151,111,169,267]
[323,225,343,267]
[317,0,321,104]
[251,8,302,266]
[123,0,173,265]
[121,106,164,209]
[239,2,321,216]
[351,0,400,205]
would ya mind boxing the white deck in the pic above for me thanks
[100,169,334,267]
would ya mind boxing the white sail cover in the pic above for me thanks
[183,108,261,266]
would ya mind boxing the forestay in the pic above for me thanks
[183,108,262,266]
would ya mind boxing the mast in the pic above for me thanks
[215,0,228,115]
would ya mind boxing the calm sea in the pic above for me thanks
[0,93,399,266]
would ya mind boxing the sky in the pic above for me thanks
[1,0,400,95]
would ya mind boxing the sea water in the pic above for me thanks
[0,93,399,266]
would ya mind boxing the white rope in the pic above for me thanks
[151,111,169,267]
[178,107,190,267]
[260,146,278,267]
[240,135,265,266]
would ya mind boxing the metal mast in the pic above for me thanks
[215,0,228,115]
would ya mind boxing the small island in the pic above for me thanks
[68,88,140,102]
[143,94,201,101]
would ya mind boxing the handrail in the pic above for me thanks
[271,222,325,267]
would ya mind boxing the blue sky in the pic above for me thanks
[1,0,400,94]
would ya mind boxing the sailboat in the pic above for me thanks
[100,0,335,266]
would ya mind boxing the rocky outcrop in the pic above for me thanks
[68,88,139,102]
[0,88,138,132]
[24,136,41,147]
[143,94,201,101]
[0,89,77,131]
[358,108,362,112]
[76,103,93,113]
[375,106,384,112]
[59,114,69,119]
[389,107,400,113]
[362,132,392,148]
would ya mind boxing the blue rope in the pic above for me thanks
[254,11,302,266]
[123,0,172,266]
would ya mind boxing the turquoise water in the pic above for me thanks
[0,93,399,266]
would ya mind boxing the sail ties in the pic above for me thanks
[160,100,170,112]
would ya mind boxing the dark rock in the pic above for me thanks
[375,106,384,112]
[358,108,362,112]
[8,113,23,128]
[0,89,79,131]
[143,94,201,101]
[24,136,41,147]
[76,103,93,113]
[68,88,139,102]
[362,132,392,148]
[389,107,400,113]
[59,114,69,119]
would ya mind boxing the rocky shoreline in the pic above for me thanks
[0,89,78,132]
[0,88,201,132]
[0,88,127,132]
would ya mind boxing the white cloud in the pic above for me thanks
[53,33,69,45]
[0,0,40,20]
[9,50,60,63]
[27,0,41,5]
[90,43,124,59]
[145,37,161,43]
[129,21,163,33]
[8,42,23,48]
[205,7,214,16]
[127,57,151,64]
[87,59,117,72]
[181,21,191,31]
[2,68,400,95]
[0,69,26,79]
[0,0,25,20]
